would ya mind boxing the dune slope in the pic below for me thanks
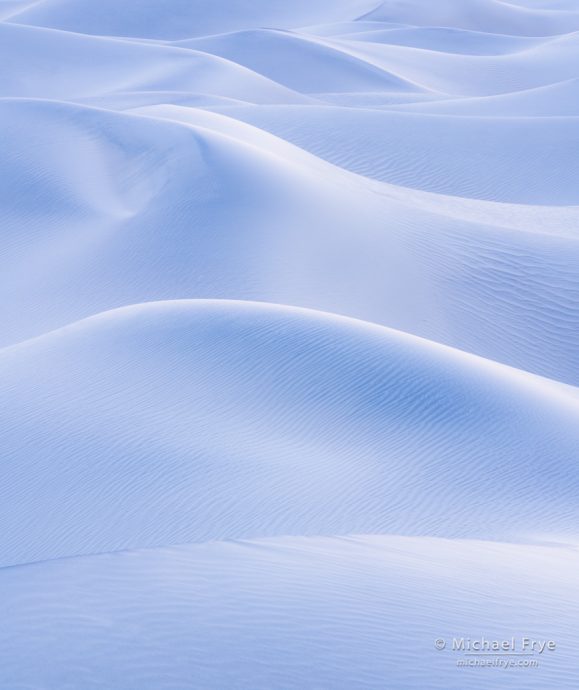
[1,299,578,568]
[1,0,579,688]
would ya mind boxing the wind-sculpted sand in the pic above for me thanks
[1,1,578,688]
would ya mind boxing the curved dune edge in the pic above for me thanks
[0,297,575,393]
[0,299,577,569]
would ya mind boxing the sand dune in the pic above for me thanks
[2,99,579,384]
[339,32,579,96]
[1,534,578,690]
[325,26,546,54]
[177,29,424,94]
[212,105,579,202]
[0,23,310,103]
[1,300,578,569]
[5,0,379,39]
[386,78,579,116]
[1,0,578,687]
[2,96,579,373]
[359,0,579,36]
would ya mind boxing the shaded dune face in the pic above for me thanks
[1,300,578,568]
[1,0,579,688]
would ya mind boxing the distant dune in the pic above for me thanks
[1,0,579,688]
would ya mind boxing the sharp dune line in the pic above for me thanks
[1,0,579,687]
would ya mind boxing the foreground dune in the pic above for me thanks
[1,535,578,689]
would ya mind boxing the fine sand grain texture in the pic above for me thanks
[1,0,579,688]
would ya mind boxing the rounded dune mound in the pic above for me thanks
[217,104,579,204]
[2,98,579,387]
[6,0,379,40]
[345,26,546,55]
[332,32,579,97]
[0,22,309,103]
[386,78,579,116]
[360,0,579,36]
[177,29,424,94]
[0,300,578,568]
